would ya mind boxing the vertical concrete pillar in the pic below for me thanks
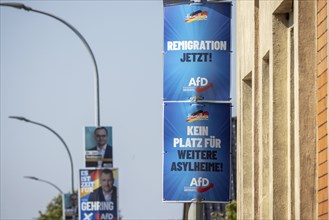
[295,0,317,219]
[287,25,295,220]
[260,53,270,219]
[241,74,254,219]
[271,13,289,219]
[253,1,260,218]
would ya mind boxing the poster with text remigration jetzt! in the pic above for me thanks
[163,102,231,202]
[79,169,118,220]
[164,2,231,101]
[85,126,113,168]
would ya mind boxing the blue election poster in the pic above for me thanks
[164,3,231,101]
[163,102,231,202]
[79,169,118,220]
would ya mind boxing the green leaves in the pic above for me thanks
[225,200,237,220]
[38,194,62,220]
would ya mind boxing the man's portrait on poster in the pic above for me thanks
[85,126,113,168]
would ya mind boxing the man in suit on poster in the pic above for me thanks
[88,169,117,219]
[64,193,78,220]
[86,127,113,168]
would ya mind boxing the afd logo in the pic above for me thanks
[188,77,213,93]
[185,10,208,23]
[84,213,113,220]
[190,177,214,193]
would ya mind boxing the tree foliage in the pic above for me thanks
[38,194,63,220]
[225,200,237,220]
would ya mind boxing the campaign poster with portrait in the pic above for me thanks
[163,102,231,202]
[63,193,78,220]
[85,126,113,168]
[164,2,231,101]
[79,169,118,220]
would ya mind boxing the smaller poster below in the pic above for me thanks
[163,102,231,202]
[85,126,113,168]
[79,168,118,220]
[63,193,78,220]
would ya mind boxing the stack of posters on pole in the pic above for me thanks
[79,126,118,220]
[163,1,232,203]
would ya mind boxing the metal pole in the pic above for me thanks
[1,3,101,126]
[187,201,204,220]
[10,116,75,193]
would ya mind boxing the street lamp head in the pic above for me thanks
[0,3,32,11]
[9,116,30,122]
[24,176,39,181]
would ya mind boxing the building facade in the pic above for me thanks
[236,0,328,219]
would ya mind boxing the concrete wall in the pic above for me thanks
[236,0,318,218]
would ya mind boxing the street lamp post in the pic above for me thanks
[24,176,63,194]
[1,2,101,126]
[10,116,75,193]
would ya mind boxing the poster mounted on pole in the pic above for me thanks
[85,126,113,168]
[79,168,118,220]
[163,2,231,101]
[163,102,231,202]
[63,193,78,220]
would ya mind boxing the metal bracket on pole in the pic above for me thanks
[187,199,203,220]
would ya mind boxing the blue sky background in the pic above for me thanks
[0,1,235,219]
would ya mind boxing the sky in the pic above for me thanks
[0,1,235,219]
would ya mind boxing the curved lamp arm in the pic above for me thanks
[10,116,74,193]
[24,176,64,194]
[1,3,100,126]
